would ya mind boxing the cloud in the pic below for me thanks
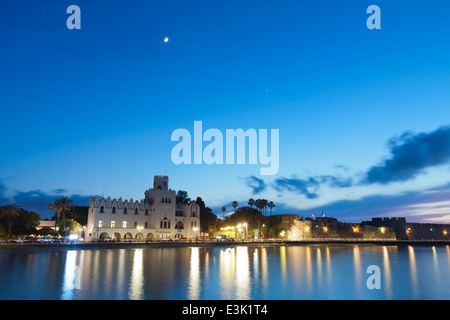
[244,175,266,194]
[363,126,450,184]
[0,180,90,219]
[272,174,353,199]
[272,176,320,199]
[316,182,450,223]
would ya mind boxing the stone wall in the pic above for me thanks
[406,223,449,240]
[284,216,396,240]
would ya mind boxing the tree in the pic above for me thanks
[65,206,89,226]
[196,197,218,235]
[1,204,21,241]
[231,201,238,212]
[57,218,82,234]
[268,201,275,216]
[12,209,40,236]
[255,199,263,214]
[221,207,226,220]
[58,197,73,238]
[261,199,268,216]
[176,190,191,206]
[47,200,63,229]
[248,198,255,208]
[224,207,263,237]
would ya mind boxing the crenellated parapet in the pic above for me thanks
[90,195,151,210]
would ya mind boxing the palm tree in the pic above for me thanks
[255,199,263,214]
[221,206,226,221]
[231,201,238,212]
[58,197,73,239]
[261,199,268,216]
[248,198,255,208]
[268,201,275,216]
[1,203,20,241]
[47,199,62,230]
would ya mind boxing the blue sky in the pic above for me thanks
[1,0,450,222]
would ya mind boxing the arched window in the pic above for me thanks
[124,207,128,214]
[112,207,116,214]
[175,221,184,230]
[100,206,104,213]
[134,208,138,215]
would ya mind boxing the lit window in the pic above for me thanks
[99,220,103,228]
[111,221,115,228]
[122,221,127,228]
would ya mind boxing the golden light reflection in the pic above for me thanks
[236,247,250,299]
[408,246,418,298]
[316,248,323,287]
[280,246,287,285]
[220,248,236,299]
[260,247,268,295]
[62,250,78,300]
[306,246,312,290]
[446,245,450,265]
[129,249,143,300]
[325,246,332,291]
[382,246,392,299]
[432,246,440,283]
[353,245,361,295]
[188,247,200,300]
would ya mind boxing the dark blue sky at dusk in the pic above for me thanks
[1,0,450,222]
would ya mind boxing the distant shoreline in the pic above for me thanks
[1,239,450,252]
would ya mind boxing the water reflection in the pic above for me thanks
[129,249,143,300]
[382,246,392,299]
[408,246,418,298]
[62,250,79,299]
[218,247,251,299]
[353,245,362,296]
[236,247,250,299]
[2,244,450,299]
[188,247,200,299]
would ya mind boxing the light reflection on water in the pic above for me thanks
[1,245,450,300]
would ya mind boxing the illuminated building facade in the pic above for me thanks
[85,175,200,241]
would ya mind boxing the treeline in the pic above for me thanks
[0,199,89,240]
[1,193,278,240]
[219,199,278,238]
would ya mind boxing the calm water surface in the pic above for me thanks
[1,244,449,300]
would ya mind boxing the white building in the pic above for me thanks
[85,176,200,241]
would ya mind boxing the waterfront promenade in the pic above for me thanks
[2,239,450,252]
